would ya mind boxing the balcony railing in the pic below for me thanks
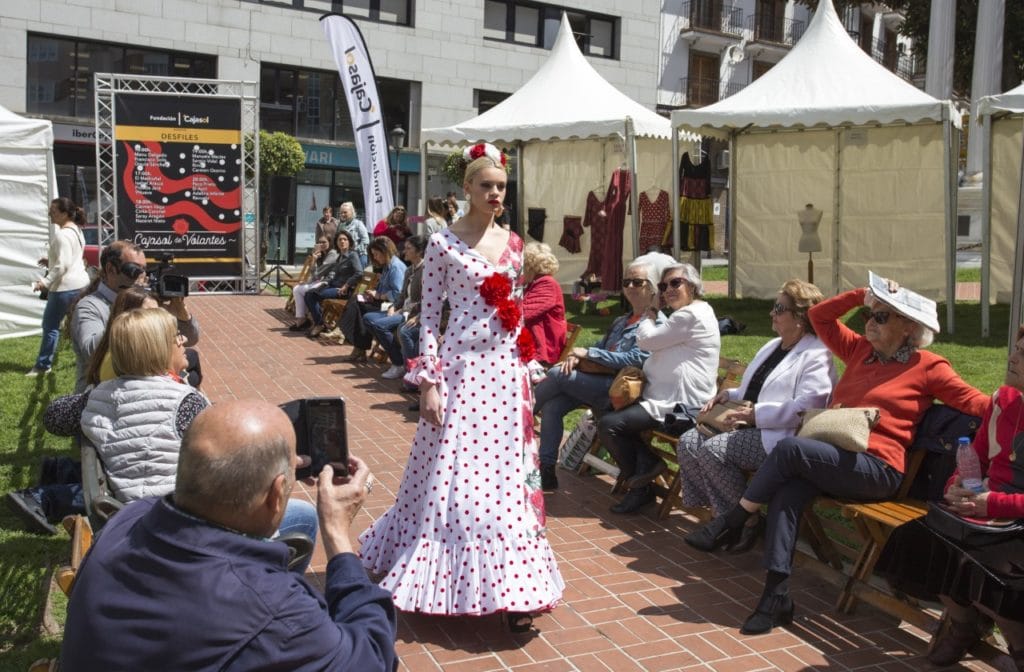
[746,14,805,46]
[681,1,744,37]
[681,76,720,107]
[679,77,747,107]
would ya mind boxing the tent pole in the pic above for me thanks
[943,107,956,335]
[671,127,680,260]
[516,141,525,240]
[626,117,639,260]
[1011,116,1024,352]
[832,129,841,296]
[419,142,428,234]
[981,114,992,337]
[727,131,736,299]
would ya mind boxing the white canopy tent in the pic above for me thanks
[420,13,696,286]
[0,105,58,340]
[671,0,961,332]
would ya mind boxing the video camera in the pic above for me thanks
[149,253,189,299]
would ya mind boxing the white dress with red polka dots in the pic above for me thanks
[359,228,564,615]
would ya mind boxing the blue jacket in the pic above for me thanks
[376,256,406,303]
[61,497,398,671]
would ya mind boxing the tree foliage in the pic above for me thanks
[255,130,306,180]
[794,0,1024,97]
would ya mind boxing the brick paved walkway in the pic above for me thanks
[190,294,1003,672]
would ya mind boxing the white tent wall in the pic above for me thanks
[838,124,948,298]
[0,108,57,340]
[733,132,836,298]
[988,118,1021,304]
[522,137,677,289]
[730,124,948,300]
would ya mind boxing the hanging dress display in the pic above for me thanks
[559,216,583,254]
[679,152,714,251]
[638,189,670,254]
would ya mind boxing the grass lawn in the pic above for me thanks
[0,292,1015,665]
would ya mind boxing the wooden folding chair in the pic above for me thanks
[283,254,317,313]
[55,514,94,597]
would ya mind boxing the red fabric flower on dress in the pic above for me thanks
[516,329,536,363]
[480,273,512,305]
[497,302,520,331]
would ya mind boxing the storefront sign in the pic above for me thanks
[113,94,242,277]
[53,122,104,145]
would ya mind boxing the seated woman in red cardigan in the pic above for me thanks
[522,242,566,367]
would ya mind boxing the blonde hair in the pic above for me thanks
[779,278,825,335]
[109,308,177,377]
[85,287,156,386]
[462,155,506,217]
[524,242,559,278]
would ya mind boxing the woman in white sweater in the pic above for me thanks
[28,198,92,376]
[598,262,721,514]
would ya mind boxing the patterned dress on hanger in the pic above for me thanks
[359,228,565,616]
[679,152,714,251]
[581,190,607,283]
[638,189,670,253]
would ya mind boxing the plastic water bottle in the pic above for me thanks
[956,436,985,493]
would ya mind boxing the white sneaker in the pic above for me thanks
[25,366,51,377]
[382,365,405,380]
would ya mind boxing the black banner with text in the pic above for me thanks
[114,94,243,277]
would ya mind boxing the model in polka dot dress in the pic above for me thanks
[359,145,564,619]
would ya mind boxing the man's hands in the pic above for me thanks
[316,456,373,558]
[161,296,191,321]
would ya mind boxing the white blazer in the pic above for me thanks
[725,334,836,453]
[637,300,721,422]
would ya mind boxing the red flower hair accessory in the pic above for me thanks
[463,142,507,168]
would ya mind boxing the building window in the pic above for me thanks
[474,89,510,115]
[485,1,619,60]
[26,34,216,118]
[259,63,411,144]
[242,0,412,26]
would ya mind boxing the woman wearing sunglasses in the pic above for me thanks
[598,260,720,514]
[533,253,664,491]
[686,277,989,636]
[676,279,835,552]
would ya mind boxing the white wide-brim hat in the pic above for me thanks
[868,271,940,333]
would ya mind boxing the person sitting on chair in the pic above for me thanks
[338,237,406,360]
[304,230,363,338]
[60,400,397,671]
[288,235,338,332]
[364,235,426,380]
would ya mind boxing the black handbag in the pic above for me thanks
[925,501,1024,547]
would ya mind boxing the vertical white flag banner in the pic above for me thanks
[320,14,394,228]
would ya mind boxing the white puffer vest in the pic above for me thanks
[81,376,198,502]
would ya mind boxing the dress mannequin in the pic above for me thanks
[798,204,822,283]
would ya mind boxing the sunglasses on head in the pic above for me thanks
[656,277,687,293]
[861,308,892,325]
[622,278,647,289]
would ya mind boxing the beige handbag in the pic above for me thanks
[696,400,753,437]
[797,407,881,453]
[608,366,645,410]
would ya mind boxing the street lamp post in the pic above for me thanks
[390,124,405,206]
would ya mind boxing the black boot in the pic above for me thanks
[540,464,558,490]
[685,513,742,552]
[926,618,986,667]
[740,591,794,635]
[610,485,655,514]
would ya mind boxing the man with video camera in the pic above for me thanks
[70,240,201,393]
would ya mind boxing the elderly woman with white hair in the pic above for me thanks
[685,277,989,637]
[522,242,567,367]
[533,253,664,491]
[599,261,720,515]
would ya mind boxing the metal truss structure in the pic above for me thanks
[94,74,260,293]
